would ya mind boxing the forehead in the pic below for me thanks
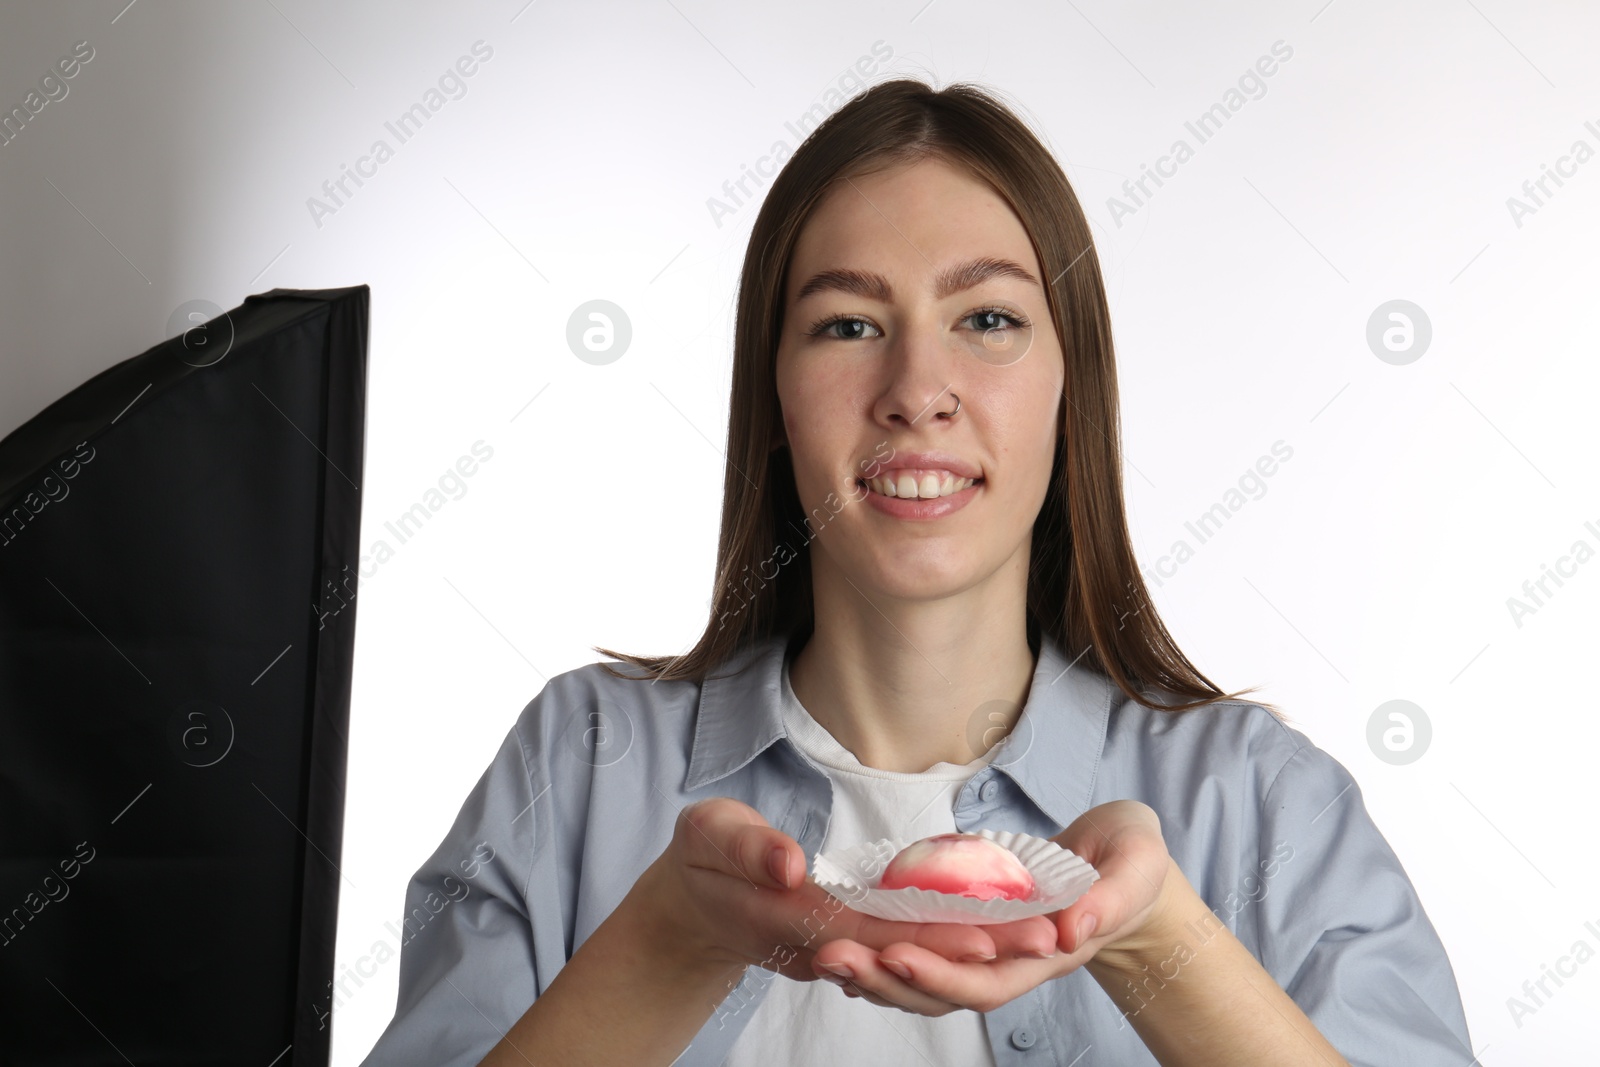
[785,157,1037,304]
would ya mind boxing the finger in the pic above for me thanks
[772,944,822,983]
[678,797,795,890]
[841,910,1000,963]
[835,905,1059,961]
[1049,808,1170,951]
[1051,852,1171,955]
[872,943,1054,1014]
[976,915,1061,959]
[813,940,965,1016]
[740,940,822,985]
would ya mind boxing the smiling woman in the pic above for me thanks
[600,80,1250,719]
[358,77,1473,1067]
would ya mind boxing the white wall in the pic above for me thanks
[2,1,1595,1062]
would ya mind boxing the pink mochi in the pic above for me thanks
[878,833,1036,901]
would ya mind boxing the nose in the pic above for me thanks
[870,315,963,430]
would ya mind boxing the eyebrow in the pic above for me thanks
[792,256,1041,305]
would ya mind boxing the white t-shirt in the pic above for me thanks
[721,653,1001,1066]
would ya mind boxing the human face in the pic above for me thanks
[772,156,1066,603]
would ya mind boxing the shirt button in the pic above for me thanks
[1010,1027,1036,1049]
[979,779,999,803]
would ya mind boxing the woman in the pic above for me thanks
[358,79,1473,1066]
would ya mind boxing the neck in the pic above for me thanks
[788,552,1039,773]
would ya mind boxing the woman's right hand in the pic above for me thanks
[627,797,1060,984]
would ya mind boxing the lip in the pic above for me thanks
[861,450,982,480]
[856,475,982,521]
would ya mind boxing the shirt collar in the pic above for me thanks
[685,630,1115,831]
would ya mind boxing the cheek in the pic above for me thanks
[780,372,841,452]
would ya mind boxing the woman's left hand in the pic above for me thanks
[809,800,1177,1015]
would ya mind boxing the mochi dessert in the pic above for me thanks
[878,832,1036,901]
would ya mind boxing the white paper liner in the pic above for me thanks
[812,829,1099,925]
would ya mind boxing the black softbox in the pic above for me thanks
[0,285,369,1065]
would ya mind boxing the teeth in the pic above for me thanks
[864,471,979,499]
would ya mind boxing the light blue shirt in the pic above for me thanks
[357,629,1474,1066]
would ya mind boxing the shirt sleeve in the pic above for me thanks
[355,714,544,1067]
[1245,735,1476,1066]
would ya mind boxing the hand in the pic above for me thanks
[631,798,1062,987]
[809,800,1177,1015]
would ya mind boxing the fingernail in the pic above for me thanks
[1076,914,1099,950]
[819,972,849,987]
[1022,947,1055,960]
[819,961,854,979]
[958,952,996,963]
[768,847,789,888]
[881,959,912,980]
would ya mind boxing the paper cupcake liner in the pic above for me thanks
[812,829,1099,925]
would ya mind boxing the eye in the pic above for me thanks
[965,307,1032,332]
[804,313,882,341]
[804,306,1033,341]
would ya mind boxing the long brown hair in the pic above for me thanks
[595,77,1281,719]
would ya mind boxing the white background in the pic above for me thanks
[2,1,1596,1063]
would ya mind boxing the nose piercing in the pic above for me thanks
[936,393,961,419]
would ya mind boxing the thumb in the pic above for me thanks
[1056,853,1173,957]
[1057,899,1102,956]
[680,797,795,890]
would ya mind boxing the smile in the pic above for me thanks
[860,469,982,500]
[856,471,983,520]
